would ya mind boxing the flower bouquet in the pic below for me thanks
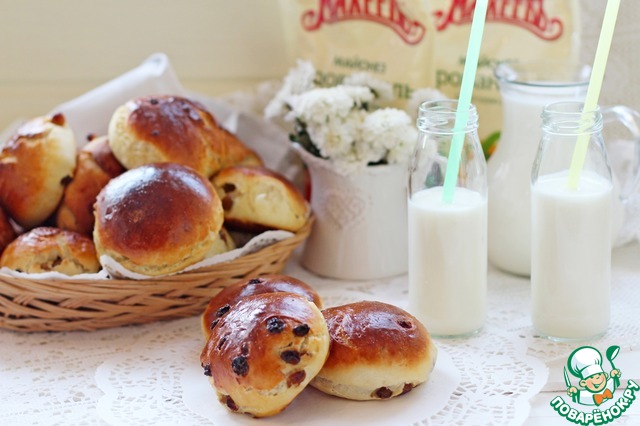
[264,61,444,280]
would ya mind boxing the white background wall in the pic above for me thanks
[0,0,292,130]
[1,1,639,131]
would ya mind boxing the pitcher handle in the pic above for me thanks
[602,105,640,202]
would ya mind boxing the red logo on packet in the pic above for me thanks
[301,0,427,45]
[434,0,564,41]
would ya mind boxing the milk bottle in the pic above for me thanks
[408,100,487,337]
[531,102,612,341]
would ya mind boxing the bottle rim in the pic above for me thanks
[417,99,479,133]
[541,101,603,134]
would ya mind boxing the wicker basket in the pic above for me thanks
[0,216,313,333]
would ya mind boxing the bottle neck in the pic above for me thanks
[541,101,603,136]
[417,100,479,135]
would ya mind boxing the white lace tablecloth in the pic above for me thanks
[1,243,639,426]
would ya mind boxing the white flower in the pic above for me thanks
[287,86,372,162]
[307,110,364,160]
[286,85,373,125]
[264,59,317,120]
[264,61,442,174]
[360,108,418,165]
[343,72,394,105]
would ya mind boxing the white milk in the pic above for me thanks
[408,186,487,337]
[531,171,612,340]
[487,91,545,276]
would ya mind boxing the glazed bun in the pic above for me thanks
[0,113,76,229]
[0,227,100,275]
[212,165,310,232]
[201,274,322,339]
[310,301,437,401]
[107,95,227,177]
[0,206,17,255]
[56,135,125,235]
[93,162,224,277]
[200,292,330,418]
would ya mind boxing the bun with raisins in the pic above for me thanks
[0,227,100,275]
[310,301,437,401]
[211,165,309,233]
[107,95,228,178]
[200,292,329,418]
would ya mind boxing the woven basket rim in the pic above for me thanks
[0,215,314,332]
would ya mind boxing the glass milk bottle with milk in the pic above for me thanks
[531,101,613,341]
[408,100,487,338]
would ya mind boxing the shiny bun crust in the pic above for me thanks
[56,135,125,235]
[212,165,310,232]
[310,301,437,401]
[107,95,227,178]
[0,227,100,275]
[200,292,330,418]
[201,274,322,339]
[0,113,76,229]
[93,162,224,276]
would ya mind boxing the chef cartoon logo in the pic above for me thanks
[550,345,640,425]
[565,346,621,406]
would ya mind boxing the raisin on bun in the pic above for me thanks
[93,162,224,277]
[310,301,437,401]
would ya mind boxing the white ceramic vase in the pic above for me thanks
[293,145,408,280]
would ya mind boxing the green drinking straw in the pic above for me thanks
[567,0,621,190]
[442,0,489,203]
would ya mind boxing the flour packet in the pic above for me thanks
[428,0,581,144]
[279,0,580,146]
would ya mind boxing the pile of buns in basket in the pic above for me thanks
[0,94,310,277]
[0,94,437,418]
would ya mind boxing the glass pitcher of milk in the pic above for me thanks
[489,61,640,276]
[531,101,612,341]
[408,100,487,338]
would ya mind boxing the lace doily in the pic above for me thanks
[0,324,149,426]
